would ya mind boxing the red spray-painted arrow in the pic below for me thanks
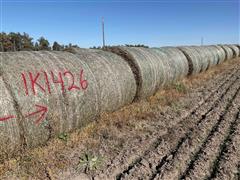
[0,104,48,125]
[0,115,16,122]
[25,105,48,125]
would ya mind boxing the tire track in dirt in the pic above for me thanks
[178,86,240,180]
[112,70,240,179]
[209,111,240,180]
[94,68,238,179]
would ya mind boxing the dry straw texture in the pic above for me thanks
[107,46,176,99]
[220,45,234,60]
[68,48,137,112]
[177,46,202,75]
[157,47,189,79]
[212,45,226,63]
[226,45,240,58]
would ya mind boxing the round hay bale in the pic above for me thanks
[0,73,22,158]
[177,46,202,75]
[212,45,226,63]
[67,47,137,112]
[219,45,234,60]
[235,44,240,56]
[157,47,189,79]
[0,51,100,151]
[205,46,219,65]
[106,46,169,99]
[189,46,210,71]
[226,45,240,58]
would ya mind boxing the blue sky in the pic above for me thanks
[1,0,239,48]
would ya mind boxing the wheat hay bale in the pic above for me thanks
[0,51,101,151]
[205,46,219,65]
[177,46,202,75]
[107,46,169,99]
[219,45,234,60]
[189,46,210,71]
[226,45,240,58]
[212,45,226,63]
[67,48,137,112]
[235,44,240,56]
[0,73,22,158]
[157,47,189,79]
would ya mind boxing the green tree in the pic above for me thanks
[21,32,34,50]
[38,36,50,50]
[52,41,62,51]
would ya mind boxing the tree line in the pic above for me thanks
[1,32,149,52]
[0,32,79,52]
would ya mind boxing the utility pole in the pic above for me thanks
[201,37,204,46]
[102,17,105,48]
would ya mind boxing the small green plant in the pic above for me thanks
[171,102,182,112]
[77,153,103,173]
[173,82,187,93]
[58,132,68,142]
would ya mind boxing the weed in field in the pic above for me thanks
[77,153,103,173]
[58,133,68,142]
[173,82,188,93]
[171,102,182,113]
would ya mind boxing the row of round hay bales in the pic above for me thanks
[0,44,237,158]
[0,50,136,158]
[106,46,189,100]
[176,45,236,75]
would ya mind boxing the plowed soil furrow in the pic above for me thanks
[113,70,240,179]
[152,75,240,180]
[94,67,238,180]
[152,82,239,179]
[210,113,240,180]
[179,90,240,180]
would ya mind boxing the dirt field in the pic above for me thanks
[0,58,240,180]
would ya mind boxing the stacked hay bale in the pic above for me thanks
[219,45,234,60]
[177,46,202,75]
[0,50,136,156]
[106,46,170,99]
[226,45,240,58]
